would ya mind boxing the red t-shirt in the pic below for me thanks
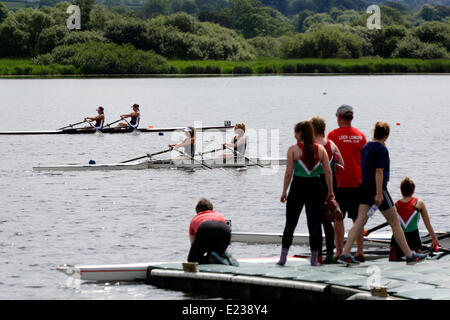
[327,126,367,188]
[189,210,226,236]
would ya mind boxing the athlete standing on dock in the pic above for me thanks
[278,121,334,267]
[311,116,344,264]
[117,104,140,128]
[338,122,427,265]
[328,105,366,261]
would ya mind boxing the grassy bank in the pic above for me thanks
[168,58,450,74]
[1,58,450,77]
[0,59,80,76]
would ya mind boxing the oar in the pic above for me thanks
[225,145,264,168]
[197,147,223,157]
[122,117,138,132]
[174,148,213,170]
[57,120,86,131]
[363,222,389,237]
[103,119,123,128]
[120,149,171,163]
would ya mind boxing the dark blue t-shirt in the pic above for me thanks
[361,142,390,185]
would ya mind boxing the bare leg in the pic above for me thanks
[355,219,365,256]
[116,122,128,128]
[334,219,344,258]
[343,204,369,255]
[381,207,412,257]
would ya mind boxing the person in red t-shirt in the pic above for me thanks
[187,198,231,264]
[327,105,367,261]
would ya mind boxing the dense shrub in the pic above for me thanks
[281,27,364,58]
[36,25,68,54]
[34,42,169,74]
[247,36,282,57]
[144,14,254,60]
[370,25,407,58]
[414,22,450,51]
[62,30,108,45]
[393,35,448,59]
[233,65,252,74]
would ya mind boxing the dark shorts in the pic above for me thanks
[335,187,360,221]
[389,229,422,261]
[359,182,395,212]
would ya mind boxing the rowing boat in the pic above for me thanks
[56,232,449,282]
[231,231,450,247]
[0,124,232,135]
[33,158,287,172]
[56,257,303,282]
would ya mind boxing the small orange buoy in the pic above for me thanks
[149,125,154,128]
[396,122,400,126]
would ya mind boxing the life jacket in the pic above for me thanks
[396,197,420,232]
[294,142,321,178]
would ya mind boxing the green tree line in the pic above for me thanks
[0,0,448,74]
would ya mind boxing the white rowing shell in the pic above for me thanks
[34,158,287,172]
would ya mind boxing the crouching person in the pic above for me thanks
[188,198,238,266]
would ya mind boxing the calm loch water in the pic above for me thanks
[0,75,449,299]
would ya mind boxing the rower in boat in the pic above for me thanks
[222,123,247,162]
[83,106,105,130]
[168,126,195,159]
[117,104,140,129]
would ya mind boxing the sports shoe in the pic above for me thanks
[208,251,230,265]
[318,254,324,265]
[324,254,336,264]
[406,251,428,265]
[337,254,360,266]
[223,252,239,267]
[353,253,366,263]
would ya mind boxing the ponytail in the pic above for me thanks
[295,121,316,170]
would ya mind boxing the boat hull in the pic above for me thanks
[0,125,231,135]
[33,158,287,172]
[56,231,448,282]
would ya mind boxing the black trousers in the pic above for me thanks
[282,176,323,251]
[188,221,231,264]
[320,174,335,255]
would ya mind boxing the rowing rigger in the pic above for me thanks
[0,124,232,135]
[33,158,287,172]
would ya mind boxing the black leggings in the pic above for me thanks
[282,176,323,251]
[188,221,231,264]
[320,174,335,255]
